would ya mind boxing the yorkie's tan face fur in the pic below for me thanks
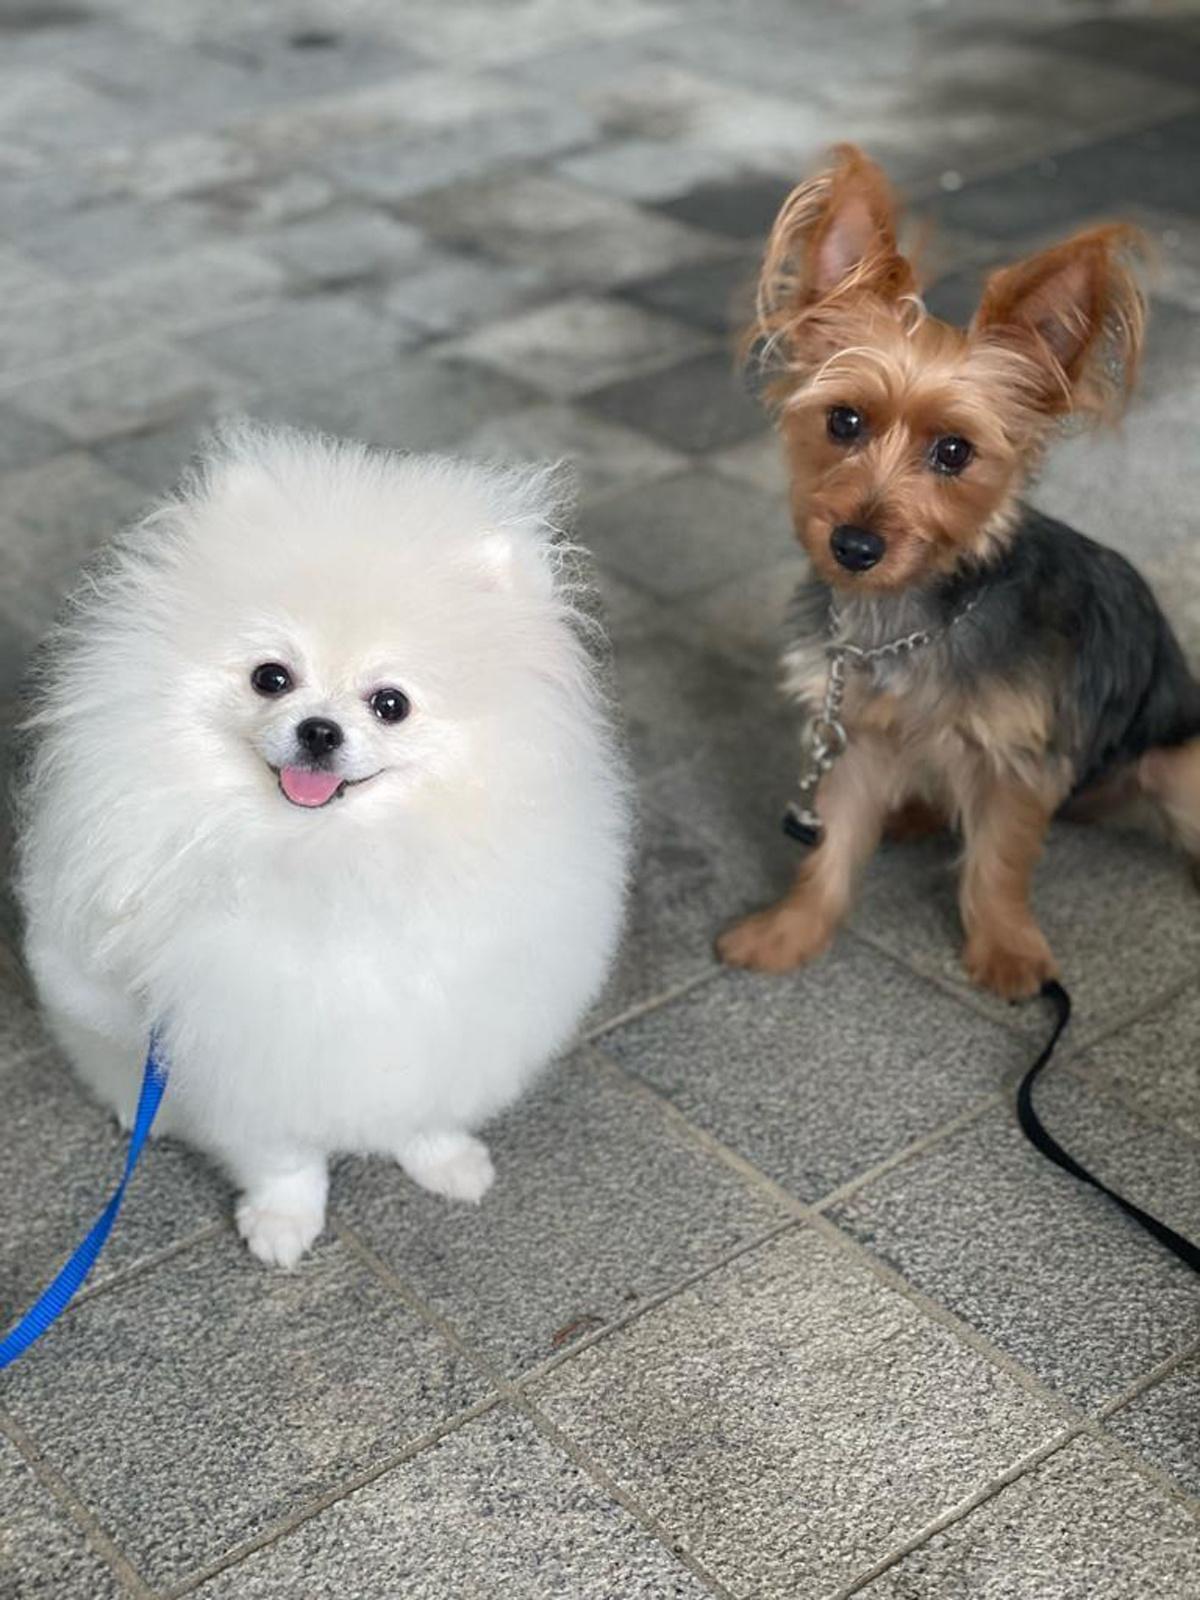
[756,145,1145,593]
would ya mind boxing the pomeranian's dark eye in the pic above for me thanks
[827,405,864,443]
[250,662,293,696]
[931,435,973,475]
[369,687,411,724]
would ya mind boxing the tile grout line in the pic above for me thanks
[333,1221,738,1600]
[162,1392,507,1599]
[831,1426,1085,1600]
[584,1039,1200,1496]
[0,1406,159,1600]
[1096,1330,1200,1422]
[805,1208,1200,1517]
[509,1213,802,1391]
[583,960,725,1044]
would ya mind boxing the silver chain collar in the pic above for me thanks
[783,592,981,849]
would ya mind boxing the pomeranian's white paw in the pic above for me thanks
[397,1131,495,1204]
[235,1166,328,1269]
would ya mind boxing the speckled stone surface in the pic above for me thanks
[532,1229,1061,1599]
[859,1436,1200,1599]
[598,939,1025,1201]
[0,1045,226,1316]
[1105,1355,1200,1499]
[830,1095,1200,1409]
[194,1405,712,1599]
[1,1234,490,1588]
[0,1432,122,1600]
[337,1054,785,1375]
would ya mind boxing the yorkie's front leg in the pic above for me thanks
[960,776,1058,1000]
[718,734,894,973]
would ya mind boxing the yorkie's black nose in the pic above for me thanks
[831,524,886,572]
[295,717,344,759]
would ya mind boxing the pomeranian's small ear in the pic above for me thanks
[751,145,916,370]
[972,224,1148,421]
[473,530,553,596]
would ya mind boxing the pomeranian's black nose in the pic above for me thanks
[296,717,343,759]
[830,524,886,572]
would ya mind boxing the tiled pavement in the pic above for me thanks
[1,0,1199,1594]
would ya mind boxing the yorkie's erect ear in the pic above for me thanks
[753,145,917,369]
[972,225,1148,422]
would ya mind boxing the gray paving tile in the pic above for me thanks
[851,821,1200,1045]
[830,1097,1200,1409]
[580,469,791,599]
[682,552,800,662]
[0,291,130,379]
[438,295,710,399]
[382,251,553,337]
[575,60,829,173]
[618,248,758,334]
[405,174,733,290]
[184,294,422,386]
[246,356,540,454]
[0,406,70,474]
[89,242,287,332]
[1072,981,1200,1146]
[338,1052,782,1375]
[205,24,427,98]
[832,40,1197,190]
[9,339,229,444]
[14,197,216,281]
[559,137,756,204]
[195,1404,710,1599]
[707,428,789,499]
[1131,208,1200,315]
[259,207,430,288]
[592,791,756,1026]
[0,244,65,311]
[600,939,1024,1202]
[609,609,768,776]
[860,1436,1200,1599]
[1105,1354,1200,1498]
[1033,388,1200,573]
[532,1229,1059,1599]
[1,1233,488,1589]
[1028,15,1200,90]
[0,1039,226,1320]
[92,416,214,494]
[585,349,763,453]
[316,99,598,205]
[0,453,148,642]
[653,173,797,242]
[0,1432,122,1600]
[932,113,1200,239]
[369,0,675,70]
[456,401,685,505]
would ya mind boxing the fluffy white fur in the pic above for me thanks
[17,426,631,1267]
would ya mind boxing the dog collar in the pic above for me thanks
[783,591,981,848]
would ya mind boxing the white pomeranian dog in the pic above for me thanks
[16,425,631,1267]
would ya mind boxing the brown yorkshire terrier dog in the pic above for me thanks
[718,144,1200,999]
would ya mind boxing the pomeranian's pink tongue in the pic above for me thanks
[279,766,342,807]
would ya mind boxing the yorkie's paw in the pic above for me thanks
[716,905,832,974]
[964,932,1058,1001]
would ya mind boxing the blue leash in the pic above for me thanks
[0,1039,167,1370]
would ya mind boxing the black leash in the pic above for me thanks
[1019,981,1200,1273]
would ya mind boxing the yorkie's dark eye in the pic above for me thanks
[250,662,293,696]
[827,405,864,442]
[369,687,411,724]
[931,435,973,475]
